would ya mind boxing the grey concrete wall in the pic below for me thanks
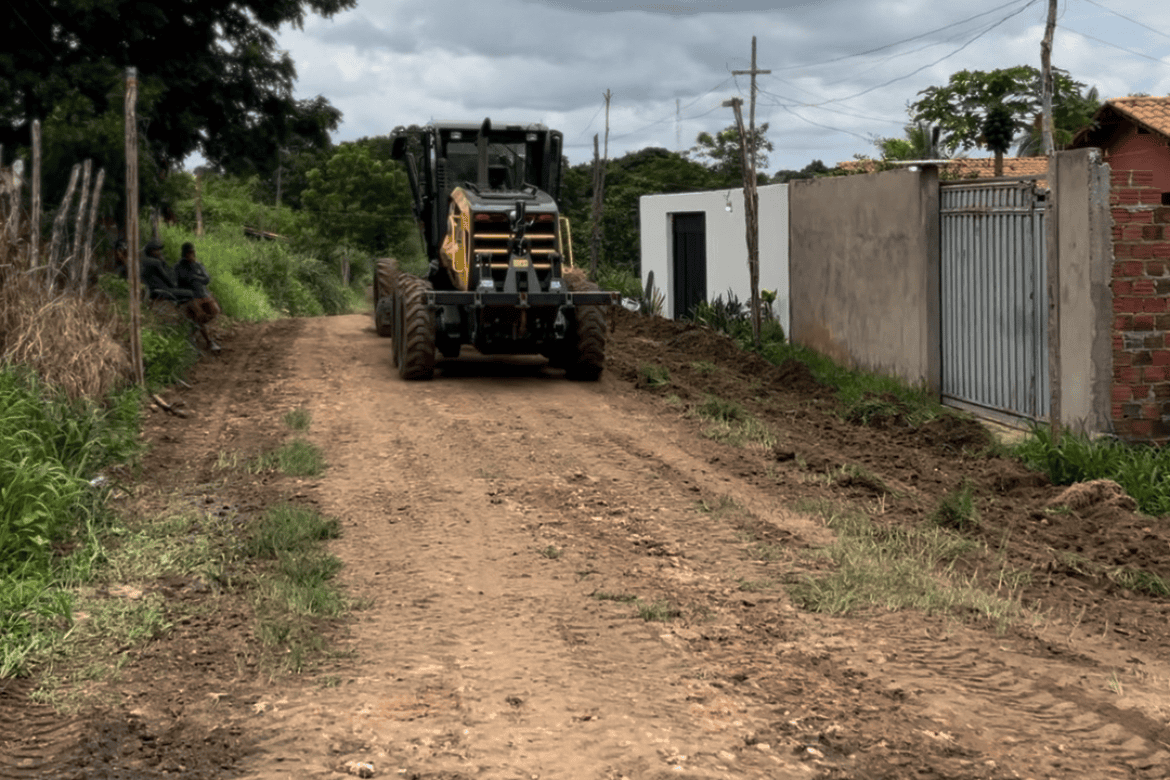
[788,167,941,391]
[1056,148,1114,434]
[639,185,790,333]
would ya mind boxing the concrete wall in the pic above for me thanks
[638,184,790,335]
[1055,148,1114,435]
[788,167,941,391]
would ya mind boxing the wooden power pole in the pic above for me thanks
[1041,0,1060,444]
[729,38,769,348]
[125,67,144,387]
[724,97,762,348]
[589,89,612,276]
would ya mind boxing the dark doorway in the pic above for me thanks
[671,212,706,319]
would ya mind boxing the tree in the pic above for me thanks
[772,160,833,183]
[687,123,774,185]
[982,104,1016,176]
[909,66,1099,158]
[300,143,414,255]
[1,0,352,217]
[874,122,942,162]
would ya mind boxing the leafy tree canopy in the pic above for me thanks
[687,124,774,185]
[874,122,942,162]
[300,142,414,255]
[2,0,352,214]
[909,66,1100,156]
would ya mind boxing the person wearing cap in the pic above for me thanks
[175,242,221,352]
[140,238,195,305]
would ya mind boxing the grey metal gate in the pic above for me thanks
[940,179,1048,423]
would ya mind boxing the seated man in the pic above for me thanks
[140,238,194,305]
[174,241,221,352]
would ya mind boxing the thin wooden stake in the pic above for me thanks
[70,159,93,288]
[80,168,105,291]
[30,120,41,272]
[46,163,81,291]
[125,67,144,387]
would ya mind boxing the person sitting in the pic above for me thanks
[175,242,221,352]
[140,238,194,305]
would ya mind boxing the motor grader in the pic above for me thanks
[373,119,617,380]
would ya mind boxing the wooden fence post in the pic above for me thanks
[30,120,41,271]
[125,66,145,387]
[45,163,81,291]
[70,159,92,288]
[80,168,105,290]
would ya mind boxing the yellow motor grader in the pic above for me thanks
[373,118,617,380]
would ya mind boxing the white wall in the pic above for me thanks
[638,184,790,335]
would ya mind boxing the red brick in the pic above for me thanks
[1134,244,1156,259]
[1112,171,1131,187]
[1112,208,1131,223]
[1116,352,1135,367]
[1114,297,1143,313]
[1134,279,1156,296]
[1151,350,1170,365]
[1132,210,1155,224]
[1113,403,1126,419]
[1144,403,1161,419]
[1145,297,1169,313]
[1113,384,1133,402]
[1146,366,1168,382]
[1119,190,1142,205]
[1133,384,1151,399]
[1113,315,1132,331]
[1114,280,1133,296]
[1117,366,1140,382]
[1147,261,1167,276]
[1141,190,1163,205]
[1153,244,1170,259]
[1133,170,1156,186]
[1155,383,1170,399]
[1134,314,1156,329]
[1114,335,1126,352]
[1131,419,1153,437]
[1123,225,1145,241]
[1156,207,1170,224]
[1143,226,1165,240]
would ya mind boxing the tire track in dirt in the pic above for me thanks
[0,680,88,780]
[232,316,806,780]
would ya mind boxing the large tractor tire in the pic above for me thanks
[396,275,436,381]
[373,258,399,337]
[563,274,606,381]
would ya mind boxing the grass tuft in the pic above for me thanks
[283,409,312,431]
[929,480,980,532]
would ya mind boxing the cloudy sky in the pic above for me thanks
[276,0,1170,174]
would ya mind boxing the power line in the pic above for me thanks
[1062,25,1170,67]
[1081,0,1170,41]
[769,0,1035,73]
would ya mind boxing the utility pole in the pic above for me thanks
[676,98,681,152]
[1041,0,1060,445]
[724,97,761,348]
[732,36,770,176]
[125,67,144,387]
[590,89,612,276]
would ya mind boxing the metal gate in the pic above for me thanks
[940,179,1048,422]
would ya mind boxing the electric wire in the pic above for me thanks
[1081,0,1170,41]
[1062,25,1170,67]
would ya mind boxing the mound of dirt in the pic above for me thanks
[1048,479,1138,512]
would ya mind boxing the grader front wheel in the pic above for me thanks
[373,258,399,338]
[397,275,436,381]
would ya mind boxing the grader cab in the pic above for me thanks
[372,119,616,380]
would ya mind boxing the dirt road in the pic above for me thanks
[5,311,1170,779]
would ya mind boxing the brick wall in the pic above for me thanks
[1110,167,1170,441]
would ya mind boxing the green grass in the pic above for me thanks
[690,360,718,374]
[637,363,671,389]
[283,408,312,431]
[691,396,776,449]
[635,599,680,622]
[276,439,326,477]
[929,480,980,532]
[787,500,1020,629]
[592,591,638,603]
[1014,425,1170,516]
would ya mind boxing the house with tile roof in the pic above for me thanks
[1069,97,1170,441]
